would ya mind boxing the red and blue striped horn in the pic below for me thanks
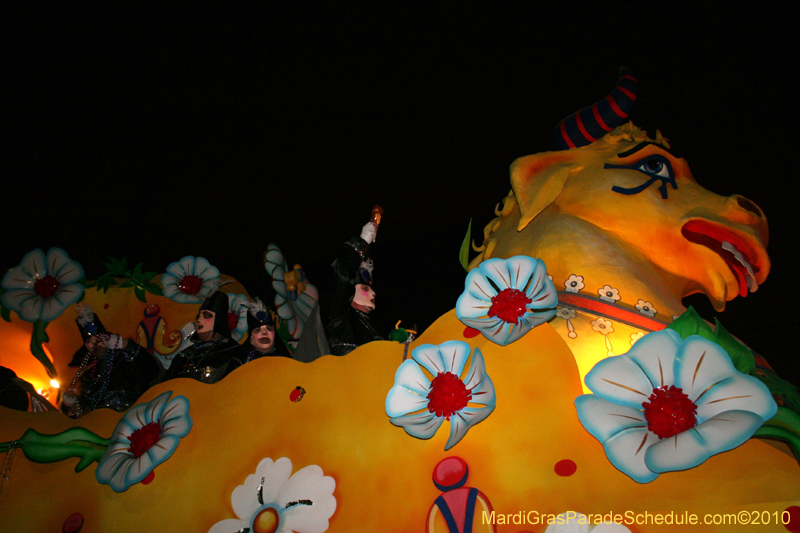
[553,68,637,150]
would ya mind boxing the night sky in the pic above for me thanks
[5,7,798,380]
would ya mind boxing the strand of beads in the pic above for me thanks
[86,334,122,411]
[0,441,18,496]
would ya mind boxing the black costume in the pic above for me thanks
[324,236,384,356]
[161,292,244,383]
[75,340,161,412]
[67,306,161,414]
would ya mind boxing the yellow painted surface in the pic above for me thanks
[1,309,798,532]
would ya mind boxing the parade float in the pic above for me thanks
[1,70,798,532]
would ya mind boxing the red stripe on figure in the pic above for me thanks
[575,112,596,142]
[607,95,628,118]
[618,86,636,101]
[560,121,576,149]
[592,105,612,131]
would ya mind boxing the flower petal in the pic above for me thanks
[166,256,196,278]
[389,411,445,440]
[462,348,495,408]
[278,465,337,533]
[46,247,84,284]
[1,263,37,289]
[40,284,85,322]
[385,363,431,418]
[583,357,658,410]
[1,290,43,321]
[208,518,249,533]
[445,404,494,451]
[601,426,660,483]
[412,341,471,377]
[673,335,777,421]
[193,256,219,280]
[160,396,193,438]
[574,395,647,443]
[645,410,764,473]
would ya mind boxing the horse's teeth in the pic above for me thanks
[722,241,758,293]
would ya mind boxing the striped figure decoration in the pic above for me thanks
[553,67,638,150]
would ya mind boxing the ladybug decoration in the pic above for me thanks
[289,386,306,403]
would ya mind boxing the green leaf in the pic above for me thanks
[109,257,121,272]
[132,262,143,278]
[101,262,112,271]
[120,280,135,288]
[713,319,755,374]
[1,306,10,323]
[459,218,473,272]
[120,257,128,272]
[134,286,147,303]
[145,283,163,296]
[141,271,157,282]
[31,320,57,378]
[666,306,715,341]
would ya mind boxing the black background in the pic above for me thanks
[5,7,798,380]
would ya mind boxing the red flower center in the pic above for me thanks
[427,372,471,420]
[488,288,532,325]
[227,311,239,332]
[127,422,162,458]
[33,275,60,299]
[642,385,698,439]
[178,275,204,295]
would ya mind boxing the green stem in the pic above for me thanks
[7,427,111,472]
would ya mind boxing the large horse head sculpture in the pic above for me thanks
[471,70,769,318]
[470,70,770,379]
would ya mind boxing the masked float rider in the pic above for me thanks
[324,220,384,356]
[161,291,244,383]
[63,304,161,415]
[242,297,291,362]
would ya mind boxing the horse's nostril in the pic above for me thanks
[737,196,762,217]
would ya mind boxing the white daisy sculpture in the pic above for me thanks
[574,329,777,483]
[208,457,336,533]
[161,256,221,304]
[95,391,193,492]
[385,341,496,451]
[456,256,557,346]
[1,247,85,322]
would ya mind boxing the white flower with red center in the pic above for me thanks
[161,256,220,304]
[385,341,496,451]
[1,247,85,322]
[208,457,336,533]
[95,391,192,492]
[574,329,777,483]
[226,293,250,342]
[597,285,621,304]
[456,256,558,346]
[634,299,657,317]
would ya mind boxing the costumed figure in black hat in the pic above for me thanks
[161,290,244,384]
[62,304,161,417]
[241,297,291,363]
[324,216,385,356]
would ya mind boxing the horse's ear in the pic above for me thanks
[510,151,575,231]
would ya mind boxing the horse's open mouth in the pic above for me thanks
[681,219,762,298]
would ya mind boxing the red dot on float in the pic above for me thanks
[554,459,577,476]
[785,506,800,533]
[103,304,109,309]
[463,327,480,338]
[141,471,155,485]
[63,513,84,533]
